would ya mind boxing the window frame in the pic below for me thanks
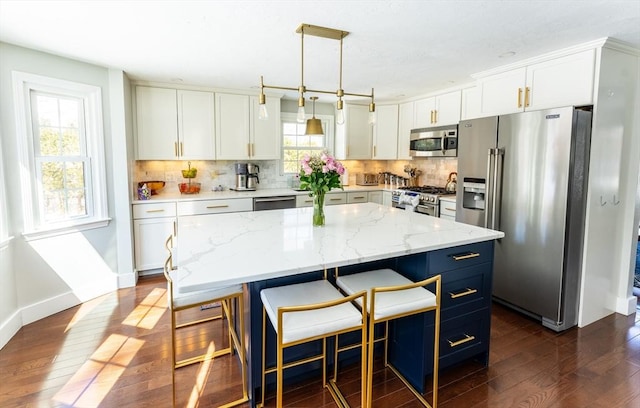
[0,134,11,249]
[280,112,335,176]
[12,71,109,239]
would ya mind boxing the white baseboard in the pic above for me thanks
[616,295,638,316]
[118,271,137,288]
[1,275,120,348]
[21,291,82,326]
[0,310,22,350]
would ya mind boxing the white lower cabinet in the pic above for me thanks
[439,197,456,221]
[133,202,177,272]
[325,192,347,206]
[347,192,369,204]
[368,191,382,204]
[177,198,253,216]
[382,191,393,207]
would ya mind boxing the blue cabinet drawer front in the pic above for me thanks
[429,241,494,273]
[438,309,490,369]
[441,264,492,319]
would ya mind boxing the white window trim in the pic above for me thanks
[0,133,12,249]
[280,112,335,177]
[12,71,110,239]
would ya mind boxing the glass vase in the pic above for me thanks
[312,191,326,227]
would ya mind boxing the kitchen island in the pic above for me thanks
[175,203,504,405]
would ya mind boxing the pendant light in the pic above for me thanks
[305,96,323,135]
[258,24,375,125]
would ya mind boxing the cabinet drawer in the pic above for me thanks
[439,201,456,218]
[437,308,490,368]
[326,192,347,205]
[296,194,314,208]
[441,265,491,319]
[177,198,253,216]
[132,202,177,219]
[347,192,368,204]
[429,241,493,273]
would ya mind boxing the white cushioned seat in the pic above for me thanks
[172,283,243,309]
[260,280,363,344]
[336,268,437,320]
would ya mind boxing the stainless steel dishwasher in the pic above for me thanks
[253,196,296,211]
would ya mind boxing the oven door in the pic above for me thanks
[416,203,438,216]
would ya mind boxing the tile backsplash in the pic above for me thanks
[134,158,458,194]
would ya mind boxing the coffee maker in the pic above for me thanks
[233,163,259,191]
[247,163,259,190]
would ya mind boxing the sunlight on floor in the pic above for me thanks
[52,334,145,406]
[186,342,216,408]
[122,287,167,329]
[64,293,110,333]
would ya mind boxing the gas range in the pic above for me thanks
[391,185,455,216]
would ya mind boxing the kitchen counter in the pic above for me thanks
[176,202,503,293]
[133,185,387,204]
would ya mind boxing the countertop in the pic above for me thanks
[133,185,389,204]
[176,202,504,293]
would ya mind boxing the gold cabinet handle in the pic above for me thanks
[449,288,478,299]
[524,87,531,107]
[247,143,251,157]
[173,220,177,237]
[329,198,343,202]
[447,334,475,348]
[146,209,165,213]
[180,142,184,156]
[434,109,438,123]
[373,145,376,157]
[174,141,178,157]
[304,200,313,203]
[206,205,230,209]
[451,252,480,261]
[517,88,523,108]
[430,110,435,124]
[251,143,255,157]
[353,196,365,199]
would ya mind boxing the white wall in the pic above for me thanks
[0,42,134,348]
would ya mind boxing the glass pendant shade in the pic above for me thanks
[336,109,345,125]
[258,103,269,120]
[297,105,306,123]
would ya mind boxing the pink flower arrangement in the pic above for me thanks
[299,151,345,195]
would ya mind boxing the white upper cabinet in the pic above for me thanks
[461,85,482,120]
[372,105,398,159]
[479,49,596,116]
[135,86,215,160]
[397,101,414,160]
[335,104,372,160]
[215,93,281,160]
[414,90,461,128]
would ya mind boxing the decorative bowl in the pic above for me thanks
[138,181,165,195]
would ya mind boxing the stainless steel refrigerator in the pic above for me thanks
[456,106,592,331]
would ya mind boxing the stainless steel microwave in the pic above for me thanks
[409,125,458,157]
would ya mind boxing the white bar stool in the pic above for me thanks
[164,235,248,408]
[259,279,368,408]
[336,268,441,408]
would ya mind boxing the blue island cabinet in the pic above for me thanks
[390,240,495,393]
[246,240,495,402]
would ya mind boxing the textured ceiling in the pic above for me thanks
[1,0,639,103]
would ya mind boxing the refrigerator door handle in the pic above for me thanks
[492,148,505,230]
[485,148,495,229]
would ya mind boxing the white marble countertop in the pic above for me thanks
[176,203,504,293]
[134,185,390,204]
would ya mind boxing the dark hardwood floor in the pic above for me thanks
[1,275,639,407]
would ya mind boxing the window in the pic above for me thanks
[13,72,109,238]
[281,113,334,175]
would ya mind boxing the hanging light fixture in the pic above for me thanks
[306,96,323,135]
[258,23,375,125]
